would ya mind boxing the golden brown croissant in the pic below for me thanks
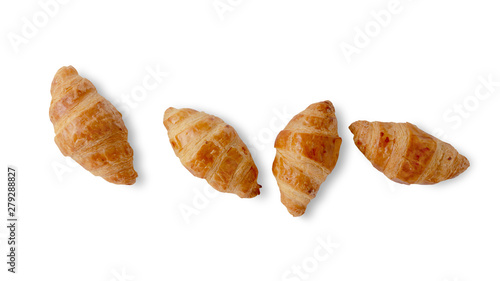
[49,66,137,185]
[272,101,342,216]
[349,121,469,185]
[163,107,261,198]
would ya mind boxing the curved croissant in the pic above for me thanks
[272,101,342,216]
[163,107,261,198]
[49,66,137,185]
[349,121,469,185]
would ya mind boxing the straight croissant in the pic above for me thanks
[163,107,261,198]
[49,66,137,185]
[349,121,469,185]
[273,101,342,216]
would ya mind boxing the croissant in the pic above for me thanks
[272,101,342,216]
[349,121,469,185]
[49,66,137,185]
[163,107,261,198]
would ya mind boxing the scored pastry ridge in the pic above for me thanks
[49,66,137,185]
[163,107,261,198]
[349,120,469,185]
[272,100,342,217]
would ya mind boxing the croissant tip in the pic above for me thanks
[307,100,335,114]
[102,168,138,185]
[55,65,78,76]
[287,206,306,217]
[240,184,261,198]
[163,107,179,126]
[452,154,470,179]
[280,192,307,216]
[51,65,79,95]
[103,178,136,185]
[163,106,176,116]
[348,124,355,134]
[320,100,333,106]
[238,191,258,198]
[349,120,365,135]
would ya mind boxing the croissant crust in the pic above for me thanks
[272,101,342,216]
[163,107,261,198]
[49,66,137,185]
[349,121,469,185]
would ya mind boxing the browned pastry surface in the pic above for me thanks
[50,66,137,185]
[349,121,469,185]
[272,101,342,216]
[163,107,260,198]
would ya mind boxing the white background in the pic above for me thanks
[1,0,499,280]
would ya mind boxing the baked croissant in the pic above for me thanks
[349,121,469,185]
[49,66,137,185]
[272,101,342,217]
[163,107,261,198]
